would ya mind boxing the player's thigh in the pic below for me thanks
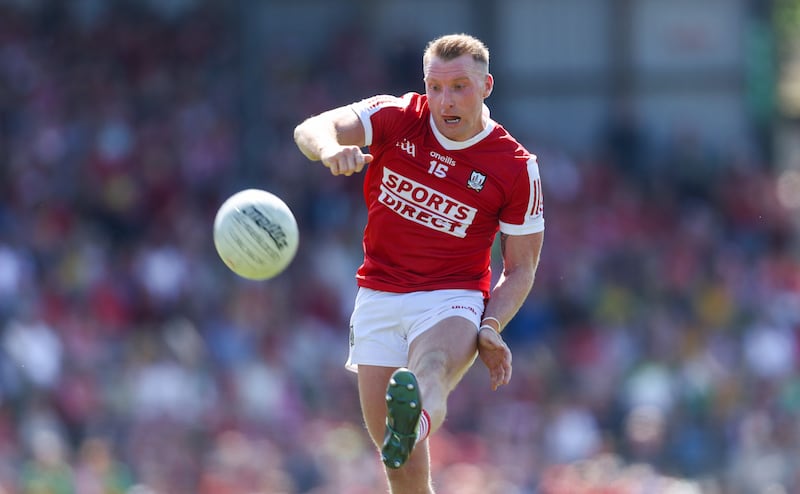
[408,316,478,389]
[357,364,398,446]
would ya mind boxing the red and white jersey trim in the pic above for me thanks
[500,156,544,234]
[352,93,411,147]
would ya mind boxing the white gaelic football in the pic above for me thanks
[213,189,299,280]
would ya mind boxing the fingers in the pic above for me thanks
[479,332,512,390]
[322,147,372,176]
[347,153,372,175]
[491,358,512,390]
[500,356,512,388]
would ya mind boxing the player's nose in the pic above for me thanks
[441,88,455,107]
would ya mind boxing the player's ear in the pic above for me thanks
[484,73,494,98]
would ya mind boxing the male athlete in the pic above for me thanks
[294,33,544,494]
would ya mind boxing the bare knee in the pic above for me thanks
[412,347,472,396]
[408,319,479,392]
[413,349,449,382]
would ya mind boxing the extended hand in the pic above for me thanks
[320,145,373,176]
[477,328,512,390]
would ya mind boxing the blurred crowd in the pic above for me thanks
[1,2,799,494]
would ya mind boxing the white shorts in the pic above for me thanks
[345,287,485,373]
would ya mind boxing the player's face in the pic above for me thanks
[424,54,493,142]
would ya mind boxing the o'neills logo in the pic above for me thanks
[379,168,476,237]
[241,206,289,250]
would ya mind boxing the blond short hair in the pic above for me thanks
[423,33,490,74]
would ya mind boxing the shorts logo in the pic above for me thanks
[467,171,486,192]
[379,168,477,238]
[451,304,480,316]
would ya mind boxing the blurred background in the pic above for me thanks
[1,0,799,493]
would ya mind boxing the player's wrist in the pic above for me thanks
[479,324,500,336]
[480,316,502,333]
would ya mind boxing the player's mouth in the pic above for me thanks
[443,116,461,124]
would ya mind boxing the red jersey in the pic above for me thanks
[350,92,544,297]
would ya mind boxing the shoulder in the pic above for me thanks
[350,92,427,116]
[350,93,428,146]
[484,123,536,167]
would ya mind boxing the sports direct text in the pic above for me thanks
[379,168,476,237]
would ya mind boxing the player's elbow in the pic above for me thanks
[518,266,537,291]
[292,119,309,148]
[293,119,319,161]
[502,262,536,289]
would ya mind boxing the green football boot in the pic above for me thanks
[381,368,422,469]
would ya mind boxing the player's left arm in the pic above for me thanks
[478,230,544,390]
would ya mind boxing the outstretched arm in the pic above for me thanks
[293,106,373,176]
[478,230,544,390]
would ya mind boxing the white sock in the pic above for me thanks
[416,409,431,444]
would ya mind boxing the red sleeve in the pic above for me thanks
[349,93,421,147]
[499,155,545,235]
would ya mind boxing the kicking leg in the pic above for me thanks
[358,365,434,494]
[407,316,478,434]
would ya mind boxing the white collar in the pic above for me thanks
[429,104,494,151]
